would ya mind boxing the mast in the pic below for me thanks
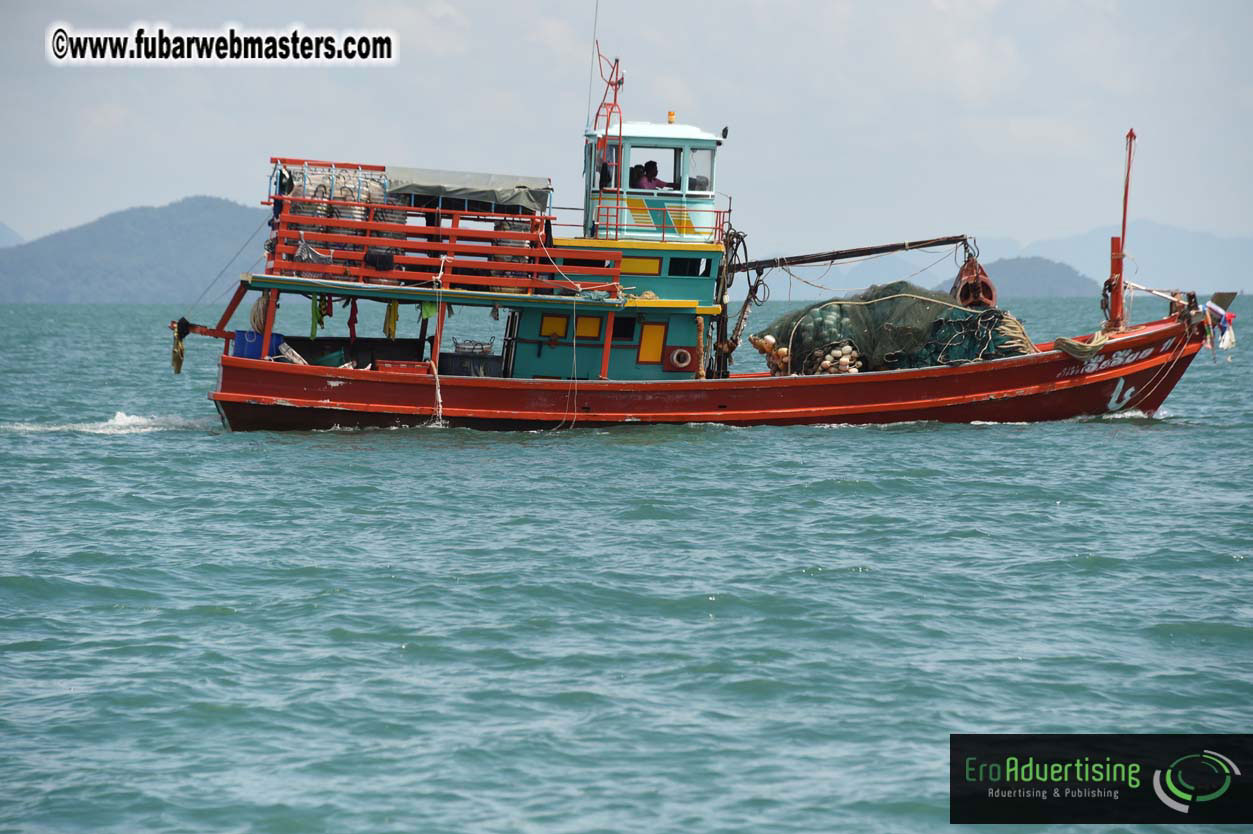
[1107,128,1135,331]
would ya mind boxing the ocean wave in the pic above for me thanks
[0,411,215,435]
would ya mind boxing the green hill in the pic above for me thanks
[0,197,269,303]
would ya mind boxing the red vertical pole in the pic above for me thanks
[1121,128,1136,250]
[1108,236,1124,331]
[260,290,278,358]
[600,312,615,379]
[361,204,376,283]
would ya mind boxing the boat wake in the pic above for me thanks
[0,411,216,435]
[1095,407,1167,421]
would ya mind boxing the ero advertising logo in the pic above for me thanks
[950,734,1253,824]
[1153,749,1241,814]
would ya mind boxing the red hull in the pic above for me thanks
[211,316,1203,431]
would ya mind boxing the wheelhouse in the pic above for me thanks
[583,121,724,243]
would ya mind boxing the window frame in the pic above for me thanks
[540,314,569,339]
[574,315,602,341]
[626,145,682,191]
[687,146,715,193]
[637,321,668,364]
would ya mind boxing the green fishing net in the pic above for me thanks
[750,281,1035,374]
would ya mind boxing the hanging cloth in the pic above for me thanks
[348,299,359,343]
[170,317,193,374]
[421,301,437,320]
[310,294,325,338]
[384,301,399,340]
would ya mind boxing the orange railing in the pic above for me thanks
[594,203,730,243]
[550,200,731,243]
[266,193,623,297]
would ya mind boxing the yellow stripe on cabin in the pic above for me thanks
[623,299,723,314]
[625,197,653,227]
[666,206,696,235]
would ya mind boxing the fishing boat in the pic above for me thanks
[171,50,1208,431]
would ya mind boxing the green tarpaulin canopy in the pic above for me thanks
[384,166,552,214]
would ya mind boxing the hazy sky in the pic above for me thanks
[4,0,1251,256]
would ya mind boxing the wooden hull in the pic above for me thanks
[211,316,1204,431]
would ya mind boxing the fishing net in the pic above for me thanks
[749,280,1036,375]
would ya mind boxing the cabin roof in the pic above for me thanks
[586,121,722,143]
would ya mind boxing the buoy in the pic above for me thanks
[669,347,693,368]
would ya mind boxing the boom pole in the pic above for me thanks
[728,235,969,275]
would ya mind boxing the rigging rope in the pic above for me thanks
[184,217,268,316]
[427,256,448,427]
[779,246,957,295]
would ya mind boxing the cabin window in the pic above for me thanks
[596,141,621,190]
[688,148,714,192]
[575,315,602,340]
[638,322,667,363]
[540,314,568,339]
[669,257,711,277]
[627,146,680,190]
[612,316,636,341]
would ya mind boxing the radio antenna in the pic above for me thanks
[584,0,601,129]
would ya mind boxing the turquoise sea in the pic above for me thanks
[1,297,1250,833]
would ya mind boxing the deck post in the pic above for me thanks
[432,302,447,370]
[600,312,615,379]
[417,315,430,361]
[260,290,278,358]
[216,283,249,331]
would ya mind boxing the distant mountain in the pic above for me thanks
[1021,221,1253,294]
[897,222,1251,294]
[930,256,1099,297]
[0,197,269,303]
[0,221,22,248]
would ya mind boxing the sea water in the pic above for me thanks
[1,298,1250,833]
